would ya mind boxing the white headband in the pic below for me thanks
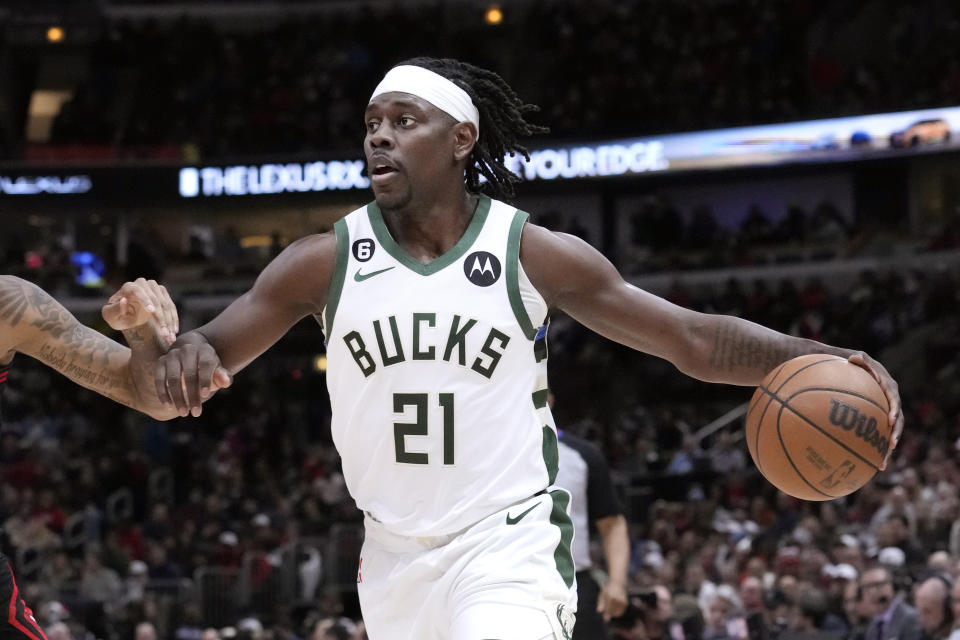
[369,65,480,134]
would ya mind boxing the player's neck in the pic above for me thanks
[381,190,479,264]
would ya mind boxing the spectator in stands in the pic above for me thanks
[145,542,181,581]
[844,580,869,640]
[143,504,174,545]
[124,560,149,606]
[135,621,158,640]
[102,529,133,576]
[704,585,748,640]
[709,431,746,474]
[78,549,123,638]
[790,587,830,635]
[648,584,689,640]
[872,487,918,536]
[173,604,205,640]
[914,575,955,640]
[683,560,718,613]
[310,617,357,640]
[949,578,960,640]
[666,435,706,475]
[878,515,927,567]
[809,202,851,243]
[739,576,772,640]
[860,566,922,640]
[38,551,77,593]
[79,549,123,604]
[45,622,71,640]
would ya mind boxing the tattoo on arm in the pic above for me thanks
[29,289,124,366]
[34,340,131,403]
[0,277,32,327]
[708,323,808,373]
[0,277,134,405]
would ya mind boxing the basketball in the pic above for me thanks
[745,354,891,501]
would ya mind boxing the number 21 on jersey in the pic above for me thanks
[393,393,454,465]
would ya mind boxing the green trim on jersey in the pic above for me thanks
[541,425,558,485]
[324,217,351,336]
[548,489,576,588]
[366,195,491,276]
[506,210,537,340]
[532,389,549,409]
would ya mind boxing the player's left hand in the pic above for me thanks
[598,580,629,621]
[102,278,179,344]
[848,351,902,470]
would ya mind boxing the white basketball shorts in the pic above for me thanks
[357,490,578,640]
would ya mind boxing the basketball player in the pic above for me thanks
[0,275,198,640]
[143,58,903,639]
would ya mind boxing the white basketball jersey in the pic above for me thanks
[322,195,557,537]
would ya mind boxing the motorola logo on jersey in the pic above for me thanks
[464,252,501,287]
[352,239,375,262]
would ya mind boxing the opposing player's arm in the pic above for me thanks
[150,232,336,417]
[520,224,902,446]
[0,275,176,419]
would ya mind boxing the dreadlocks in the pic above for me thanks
[397,57,548,200]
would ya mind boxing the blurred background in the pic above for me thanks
[1,1,959,640]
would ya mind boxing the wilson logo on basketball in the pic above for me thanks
[828,399,889,459]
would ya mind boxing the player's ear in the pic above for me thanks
[452,122,477,162]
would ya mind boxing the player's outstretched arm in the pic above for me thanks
[0,275,178,419]
[519,224,903,451]
[147,232,336,418]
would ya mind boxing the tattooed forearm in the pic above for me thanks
[710,323,810,372]
[1,276,171,417]
[46,319,125,368]
[26,286,124,365]
[33,342,135,409]
[35,343,126,392]
[26,283,75,338]
[0,276,125,367]
[0,276,31,327]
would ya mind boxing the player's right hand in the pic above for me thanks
[154,339,232,417]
